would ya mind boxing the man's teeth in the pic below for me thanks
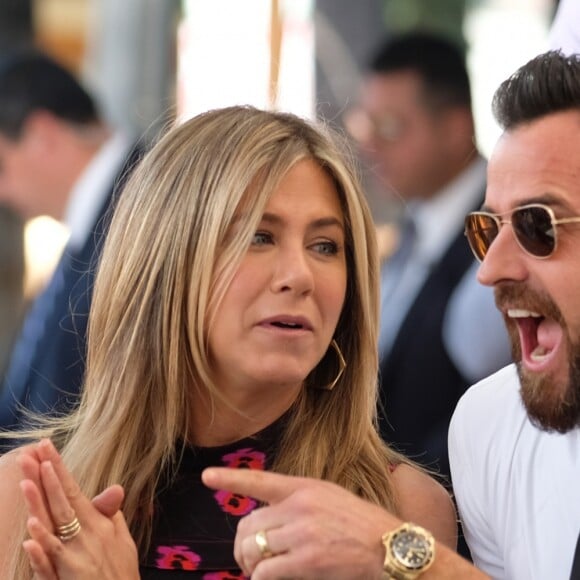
[507,308,542,318]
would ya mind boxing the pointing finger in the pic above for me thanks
[202,467,315,505]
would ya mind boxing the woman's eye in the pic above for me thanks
[313,240,340,255]
[252,231,273,246]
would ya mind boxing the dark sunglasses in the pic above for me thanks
[464,203,580,261]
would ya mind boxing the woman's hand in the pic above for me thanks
[18,439,140,580]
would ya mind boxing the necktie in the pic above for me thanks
[378,217,417,356]
[381,217,416,300]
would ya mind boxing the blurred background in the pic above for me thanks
[0,0,558,376]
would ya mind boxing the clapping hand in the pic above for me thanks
[18,439,139,579]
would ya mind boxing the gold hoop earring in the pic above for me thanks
[322,339,346,391]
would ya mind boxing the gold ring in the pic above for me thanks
[255,529,274,559]
[56,516,81,542]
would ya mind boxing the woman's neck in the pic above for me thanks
[187,386,299,447]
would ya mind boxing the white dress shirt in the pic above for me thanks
[64,132,134,251]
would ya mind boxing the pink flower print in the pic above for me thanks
[221,448,265,470]
[214,489,257,516]
[213,448,265,515]
[156,545,201,570]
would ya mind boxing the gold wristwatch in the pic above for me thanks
[381,522,435,579]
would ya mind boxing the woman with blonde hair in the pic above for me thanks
[0,105,456,578]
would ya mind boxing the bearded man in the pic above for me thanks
[449,50,580,580]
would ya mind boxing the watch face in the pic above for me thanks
[391,529,432,570]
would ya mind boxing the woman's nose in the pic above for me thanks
[270,247,314,295]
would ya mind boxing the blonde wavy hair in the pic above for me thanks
[8,106,408,576]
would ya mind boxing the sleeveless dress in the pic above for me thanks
[139,420,281,579]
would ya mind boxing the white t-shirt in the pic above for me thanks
[449,365,580,580]
[64,132,134,250]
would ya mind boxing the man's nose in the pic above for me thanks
[477,225,528,287]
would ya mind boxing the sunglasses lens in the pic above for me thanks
[465,213,498,261]
[512,206,555,257]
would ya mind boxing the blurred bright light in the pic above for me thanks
[178,0,314,121]
[24,216,69,300]
[466,1,552,158]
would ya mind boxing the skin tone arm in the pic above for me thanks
[202,467,489,580]
[0,447,28,572]
[390,463,457,549]
[0,440,139,579]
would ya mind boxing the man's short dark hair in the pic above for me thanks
[369,31,472,110]
[492,50,580,131]
[0,50,99,139]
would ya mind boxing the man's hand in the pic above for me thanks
[202,467,489,580]
[203,467,399,579]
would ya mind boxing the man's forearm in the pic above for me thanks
[424,543,489,580]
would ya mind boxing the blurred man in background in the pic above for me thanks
[345,31,511,480]
[0,51,143,441]
[0,206,24,378]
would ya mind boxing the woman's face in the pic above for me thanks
[208,158,348,406]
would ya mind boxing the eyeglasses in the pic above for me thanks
[343,108,406,144]
[464,203,580,261]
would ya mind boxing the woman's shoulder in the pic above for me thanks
[0,444,35,507]
[0,445,32,569]
[0,444,29,483]
[391,463,457,549]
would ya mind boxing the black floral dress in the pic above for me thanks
[140,420,281,579]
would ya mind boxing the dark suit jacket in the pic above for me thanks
[571,531,580,580]
[378,195,484,482]
[0,145,143,446]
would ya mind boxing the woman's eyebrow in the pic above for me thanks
[261,212,345,231]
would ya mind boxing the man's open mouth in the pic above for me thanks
[507,308,563,370]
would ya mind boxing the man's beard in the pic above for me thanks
[496,283,580,433]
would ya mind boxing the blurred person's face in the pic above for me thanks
[207,159,347,411]
[0,113,71,220]
[0,129,48,219]
[476,110,580,432]
[346,70,463,201]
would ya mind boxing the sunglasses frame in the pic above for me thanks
[465,203,580,261]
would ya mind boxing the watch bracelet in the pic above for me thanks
[381,522,436,580]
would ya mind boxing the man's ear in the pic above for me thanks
[441,107,475,148]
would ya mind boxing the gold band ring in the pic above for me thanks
[56,516,82,543]
[255,529,274,559]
